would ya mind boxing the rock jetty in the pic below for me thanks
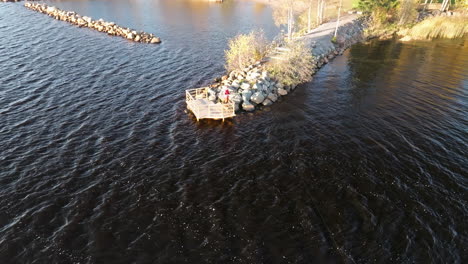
[24,3,161,44]
[206,15,366,113]
[207,63,287,112]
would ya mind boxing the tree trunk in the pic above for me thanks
[308,5,312,32]
[316,0,320,25]
[287,6,292,40]
[440,0,449,11]
[320,0,326,24]
[334,0,343,38]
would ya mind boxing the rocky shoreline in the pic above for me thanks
[24,3,161,44]
[205,16,367,113]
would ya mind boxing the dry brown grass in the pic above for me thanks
[405,16,468,40]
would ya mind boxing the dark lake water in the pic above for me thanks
[1,1,467,263]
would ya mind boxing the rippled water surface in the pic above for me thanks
[1,1,467,263]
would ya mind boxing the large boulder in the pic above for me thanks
[240,82,250,90]
[277,88,288,96]
[253,81,267,91]
[83,16,92,23]
[46,6,57,13]
[242,102,255,112]
[262,99,273,106]
[250,92,265,104]
[234,103,240,112]
[267,93,278,102]
[150,37,161,44]
[242,90,252,102]
[231,93,242,104]
[232,80,240,88]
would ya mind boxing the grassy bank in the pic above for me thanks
[400,16,468,40]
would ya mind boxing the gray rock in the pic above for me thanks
[277,88,288,96]
[250,92,265,104]
[242,102,255,112]
[234,102,240,112]
[240,82,251,90]
[267,93,278,102]
[232,80,240,88]
[262,99,273,106]
[242,90,252,102]
[83,16,92,23]
[231,93,242,104]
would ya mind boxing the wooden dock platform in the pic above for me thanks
[186,88,235,121]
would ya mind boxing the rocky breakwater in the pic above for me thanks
[305,16,367,69]
[24,3,161,44]
[205,16,367,114]
[206,62,292,112]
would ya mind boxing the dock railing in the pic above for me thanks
[186,87,235,121]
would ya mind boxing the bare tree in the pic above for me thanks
[334,0,343,38]
[307,0,313,32]
[272,0,302,40]
[440,0,450,11]
[317,0,326,25]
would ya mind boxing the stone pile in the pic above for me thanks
[207,62,294,112]
[24,3,161,44]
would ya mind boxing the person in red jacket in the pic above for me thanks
[224,89,230,103]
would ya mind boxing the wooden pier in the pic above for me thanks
[186,88,235,121]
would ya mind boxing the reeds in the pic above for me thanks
[406,16,468,40]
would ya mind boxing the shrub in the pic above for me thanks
[358,0,398,13]
[358,0,399,27]
[266,40,314,87]
[225,31,268,71]
[398,0,418,25]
